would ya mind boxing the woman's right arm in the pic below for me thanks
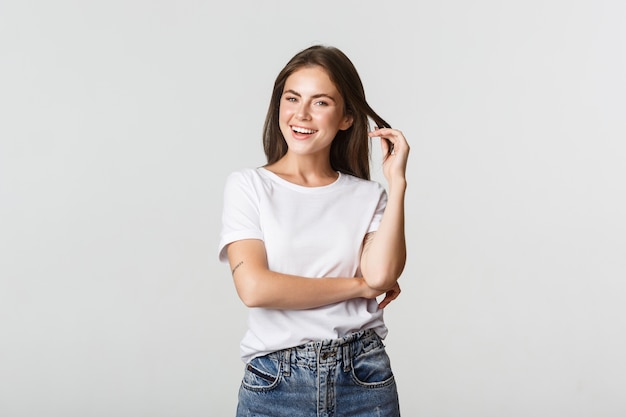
[227,239,385,310]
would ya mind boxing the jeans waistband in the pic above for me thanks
[277,329,383,374]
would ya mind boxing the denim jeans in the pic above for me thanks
[236,329,400,417]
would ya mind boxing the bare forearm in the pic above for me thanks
[361,182,407,290]
[235,270,372,310]
[228,240,382,309]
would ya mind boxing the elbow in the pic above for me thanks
[237,291,261,308]
[362,261,406,291]
[364,273,401,292]
[234,275,265,308]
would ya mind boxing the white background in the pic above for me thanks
[1,0,625,416]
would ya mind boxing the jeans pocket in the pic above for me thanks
[350,344,395,388]
[241,354,282,392]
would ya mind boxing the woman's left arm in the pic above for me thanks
[360,128,410,291]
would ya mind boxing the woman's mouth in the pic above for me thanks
[291,126,318,135]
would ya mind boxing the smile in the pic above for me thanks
[291,126,317,134]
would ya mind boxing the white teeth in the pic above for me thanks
[292,126,316,134]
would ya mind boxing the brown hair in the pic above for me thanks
[262,45,391,180]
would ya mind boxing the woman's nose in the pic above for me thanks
[295,104,311,120]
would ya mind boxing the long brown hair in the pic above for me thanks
[262,45,390,181]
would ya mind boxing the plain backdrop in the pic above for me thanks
[1,0,625,416]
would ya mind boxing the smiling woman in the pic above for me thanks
[274,66,354,183]
[218,44,409,417]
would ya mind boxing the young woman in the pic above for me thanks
[218,44,409,417]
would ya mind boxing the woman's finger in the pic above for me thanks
[369,128,409,154]
[378,283,401,309]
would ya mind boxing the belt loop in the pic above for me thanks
[342,343,351,372]
[282,348,291,376]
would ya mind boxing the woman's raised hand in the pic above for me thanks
[368,128,410,189]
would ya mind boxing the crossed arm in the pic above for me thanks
[226,239,389,310]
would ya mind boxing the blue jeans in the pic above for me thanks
[236,329,400,417]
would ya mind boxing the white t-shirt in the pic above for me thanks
[218,167,389,362]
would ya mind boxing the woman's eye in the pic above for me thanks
[315,101,328,106]
[285,96,297,102]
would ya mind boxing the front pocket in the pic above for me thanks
[351,345,395,388]
[247,364,276,383]
[241,355,282,392]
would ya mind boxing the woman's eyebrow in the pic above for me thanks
[283,89,337,103]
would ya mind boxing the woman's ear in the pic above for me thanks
[339,114,354,131]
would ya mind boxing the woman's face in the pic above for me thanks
[279,65,353,158]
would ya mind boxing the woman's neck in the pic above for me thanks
[264,153,338,187]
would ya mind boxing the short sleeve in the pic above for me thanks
[366,184,388,234]
[217,170,264,262]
